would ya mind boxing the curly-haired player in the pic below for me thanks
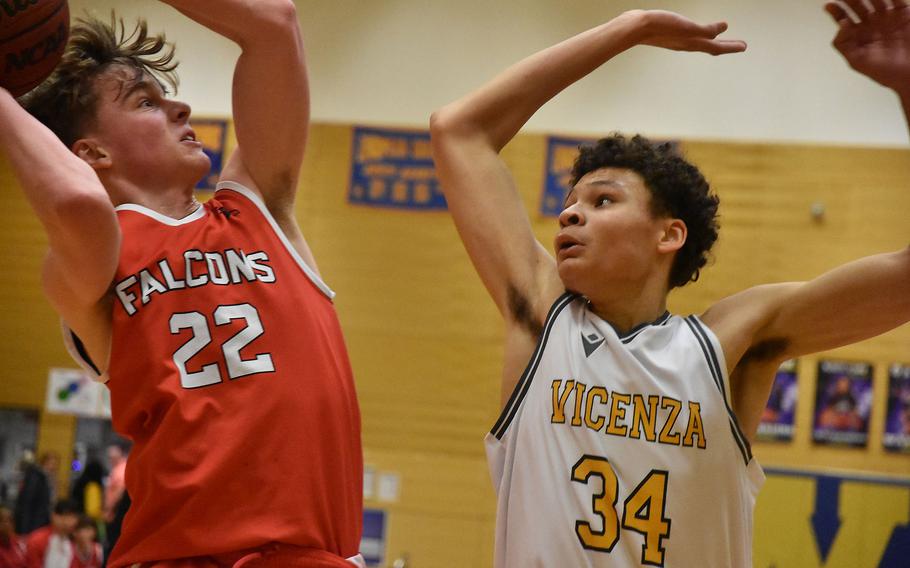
[0,2,363,567]
[431,4,910,567]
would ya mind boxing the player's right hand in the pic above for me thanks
[621,10,747,56]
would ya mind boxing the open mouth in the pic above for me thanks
[180,131,198,143]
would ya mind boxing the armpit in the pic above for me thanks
[508,284,544,338]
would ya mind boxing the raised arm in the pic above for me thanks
[706,2,910,440]
[430,10,746,330]
[160,0,308,211]
[0,89,119,368]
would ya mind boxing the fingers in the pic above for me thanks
[700,21,728,39]
[869,0,889,11]
[842,0,871,20]
[824,2,855,26]
[693,38,748,56]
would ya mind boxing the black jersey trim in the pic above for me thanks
[70,331,101,376]
[491,292,576,440]
[619,312,672,344]
[684,316,753,465]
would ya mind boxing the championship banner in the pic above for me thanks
[45,367,111,418]
[349,127,445,210]
[812,360,873,447]
[541,136,596,217]
[884,363,910,453]
[757,359,798,442]
[192,118,229,192]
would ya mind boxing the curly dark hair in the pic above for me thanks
[570,134,719,289]
[20,14,178,148]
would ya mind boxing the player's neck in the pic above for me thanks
[105,175,201,219]
[585,277,669,335]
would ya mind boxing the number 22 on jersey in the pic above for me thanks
[572,455,672,566]
[170,303,275,388]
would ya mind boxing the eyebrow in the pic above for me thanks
[121,80,154,101]
[563,179,624,207]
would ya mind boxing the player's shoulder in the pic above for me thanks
[699,282,802,368]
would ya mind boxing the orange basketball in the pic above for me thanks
[0,0,69,97]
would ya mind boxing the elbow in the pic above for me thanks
[429,107,457,140]
[430,104,481,145]
[242,1,299,43]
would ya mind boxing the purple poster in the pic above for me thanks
[884,363,910,453]
[813,360,873,447]
[757,359,798,441]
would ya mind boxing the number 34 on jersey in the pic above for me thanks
[573,454,672,567]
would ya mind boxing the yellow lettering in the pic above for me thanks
[683,401,707,449]
[605,392,631,437]
[551,380,575,424]
[571,382,587,427]
[630,394,659,442]
[584,387,607,431]
[658,398,682,445]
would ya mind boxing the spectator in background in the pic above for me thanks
[14,452,59,535]
[101,447,125,525]
[70,459,104,524]
[24,500,78,568]
[0,506,27,568]
[70,517,102,568]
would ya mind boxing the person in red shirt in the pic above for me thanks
[0,1,363,566]
[70,517,102,568]
[25,501,78,568]
[0,506,27,568]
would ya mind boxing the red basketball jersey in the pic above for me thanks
[95,182,361,566]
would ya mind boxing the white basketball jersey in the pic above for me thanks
[486,293,764,568]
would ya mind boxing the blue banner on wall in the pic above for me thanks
[541,136,596,217]
[193,118,229,192]
[360,508,387,567]
[349,127,445,210]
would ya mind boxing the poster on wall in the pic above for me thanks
[348,127,445,210]
[812,360,873,447]
[540,136,681,217]
[757,359,798,442]
[540,136,596,217]
[884,363,910,453]
[45,368,111,419]
[192,118,229,193]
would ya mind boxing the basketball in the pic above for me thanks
[0,0,69,97]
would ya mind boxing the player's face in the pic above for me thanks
[85,66,210,188]
[555,168,670,296]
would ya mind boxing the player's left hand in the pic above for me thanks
[826,1,910,93]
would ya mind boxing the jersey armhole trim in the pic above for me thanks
[61,322,106,383]
[685,315,753,465]
[215,180,335,300]
[490,292,576,440]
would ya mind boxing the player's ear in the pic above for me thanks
[72,139,112,171]
[657,218,687,254]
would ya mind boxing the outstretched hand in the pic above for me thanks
[626,10,747,56]
[826,1,910,93]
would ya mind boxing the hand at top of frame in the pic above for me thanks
[622,10,747,56]
[826,1,910,93]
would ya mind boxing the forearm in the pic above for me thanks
[159,0,298,46]
[434,12,643,151]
